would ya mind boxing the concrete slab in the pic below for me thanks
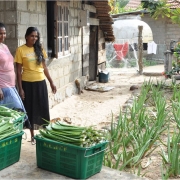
[0,129,146,180]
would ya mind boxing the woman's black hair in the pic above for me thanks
[25,27,44,65]
[0,22,5,29]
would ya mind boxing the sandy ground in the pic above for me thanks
[50,65,164,129]
[0,65,164,180]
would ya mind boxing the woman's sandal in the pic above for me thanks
[31,137,36,145]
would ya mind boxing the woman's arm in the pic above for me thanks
[16,63,25,100]
[42,61,57,94]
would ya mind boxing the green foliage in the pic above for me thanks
[161,131,180,178]
[171,8,180,24]
[143,58,160,66]
[174,43,180,54]
[141,0,170,19]
[116,0,130,8]
[109,0,142,14]
[110,0,180,26]
[141,0,180,26]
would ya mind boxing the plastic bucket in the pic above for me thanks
[99,72,109,83]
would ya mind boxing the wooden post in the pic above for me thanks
[138,26,143,75]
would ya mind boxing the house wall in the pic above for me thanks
[0,1,18,55]
[165,18,180,44]
[16,1,47,51]
[141,14,180,60]
[82,25,90,76]
[83,4,106,76]
[142,15,180,48]
[47,0,88,108]
[49,1,106,107]
[142,15,166,44]
[0,1,47,54]
[0,0,107,108]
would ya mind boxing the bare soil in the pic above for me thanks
[50,65,165,180]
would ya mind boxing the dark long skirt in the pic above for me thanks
[22,80,50,130]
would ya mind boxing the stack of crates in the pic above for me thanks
[35,136,108,179]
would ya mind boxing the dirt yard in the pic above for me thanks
[50,65,165,180]
[50,65,164,129]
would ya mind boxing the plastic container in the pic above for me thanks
[99,71,109,83]
[35,136,108,179]
[13,114,25,132]
[0,131,24,170]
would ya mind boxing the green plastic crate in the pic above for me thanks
[13,114,25,132]
[0,131,24,170]
[35,136,108,179]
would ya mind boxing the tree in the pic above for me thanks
[141,0,180,26]
[117,0,130,8]
[109,0,136,14]
[171,8,180,25]
[141,0,170,18]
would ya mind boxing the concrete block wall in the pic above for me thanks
[82,4,93,76]
[165,18,180,44]
[0,1,18,55]
[142,15,166,44]
[47,0,88,108]
[48,2,105,107]
[0,0,47,54]
[82,25,90,76]
[16,0,47,51]
[141,14,180,61]
[0,0,106,108]
[0,0,88,108]
[142,14,180,48]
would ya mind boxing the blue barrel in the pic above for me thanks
[99,71,109,83]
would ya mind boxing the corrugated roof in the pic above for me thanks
[125,0,141,9]
[91,1,115,42]
[168,0,180,8]
[125,0,180,9]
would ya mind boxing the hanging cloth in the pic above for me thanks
[147,41,157,54]
[113,42,129,60]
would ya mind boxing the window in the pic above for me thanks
[56,2,69,57]
[47,1,69,58]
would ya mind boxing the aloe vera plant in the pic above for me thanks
[104,79,169,177]
[38,120,106,147]
[161,130,180,178]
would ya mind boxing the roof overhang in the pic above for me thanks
[111,9,149,18]
[91,1,115,42]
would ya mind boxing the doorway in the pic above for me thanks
[89,25,98,81]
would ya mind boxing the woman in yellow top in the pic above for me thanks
[15,27,56,144]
